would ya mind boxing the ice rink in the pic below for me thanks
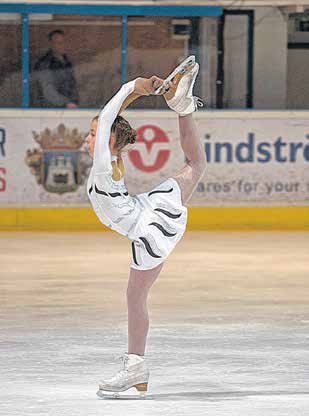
[1,231,309,416]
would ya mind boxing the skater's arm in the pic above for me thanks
[119,76,164,113]
[94,80,136,172]
[94,77,163,173]
[118,91,140,114]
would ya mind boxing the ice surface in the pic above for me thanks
[0,231,309,415]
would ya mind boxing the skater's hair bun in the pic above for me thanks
[91,115,136,153]
[112,115,137,152]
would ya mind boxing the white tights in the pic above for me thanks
[127,114,206,355]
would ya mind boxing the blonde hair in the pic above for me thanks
[92,115,136,153]
[92,115,136,180]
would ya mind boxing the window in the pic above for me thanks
[0,3,222,109]
[0,14,22,107]
[127,16,192,109]
[29,14,121,108]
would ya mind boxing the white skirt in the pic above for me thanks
[130,178,187,270]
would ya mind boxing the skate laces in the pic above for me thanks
[107,356,129,383]
[118,354,129,368]
[194,96,204,108]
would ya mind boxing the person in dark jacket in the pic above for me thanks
[33,30,79,108]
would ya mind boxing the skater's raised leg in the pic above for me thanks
[173,114,206,204]
[163,62,206,204]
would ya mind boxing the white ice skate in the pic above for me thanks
[96,353,149,399]
[163,62,203,116]
[154,55,196,95]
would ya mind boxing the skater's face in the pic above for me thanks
[85,118,98,158]
[85,118,117,158]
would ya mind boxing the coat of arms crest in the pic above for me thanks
[25,124,91,194]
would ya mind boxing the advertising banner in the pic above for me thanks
[0,110,308,207]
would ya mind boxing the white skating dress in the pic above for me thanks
[87,79,187,270]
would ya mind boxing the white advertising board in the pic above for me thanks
[0,110,308,207]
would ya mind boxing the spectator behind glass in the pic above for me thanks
[33,30,79,108]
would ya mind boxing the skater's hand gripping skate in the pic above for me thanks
[163,81,177,102]
[118,76,163,114]
[134,76,165,96]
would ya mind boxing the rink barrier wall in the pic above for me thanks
[0,207,308,231]
[1,109,309,229]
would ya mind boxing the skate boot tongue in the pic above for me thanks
[122,353,145,370]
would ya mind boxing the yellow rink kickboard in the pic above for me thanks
[0,207,308,231]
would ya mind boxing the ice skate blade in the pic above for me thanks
[154,55,196,95]
[96,387,148,400]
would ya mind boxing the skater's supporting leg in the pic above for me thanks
[127,263,163,356]
[172,114,206,204]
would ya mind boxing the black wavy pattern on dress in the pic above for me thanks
[149,222,177,237]
[148,188,173,197]
[131,242,139,266]
[89,186,93,194]
[94,185,108,196]
[139,237,162,258]
[94,184,128,198]
[154,208,182,219]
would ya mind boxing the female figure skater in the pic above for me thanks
[85,56,206,397]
